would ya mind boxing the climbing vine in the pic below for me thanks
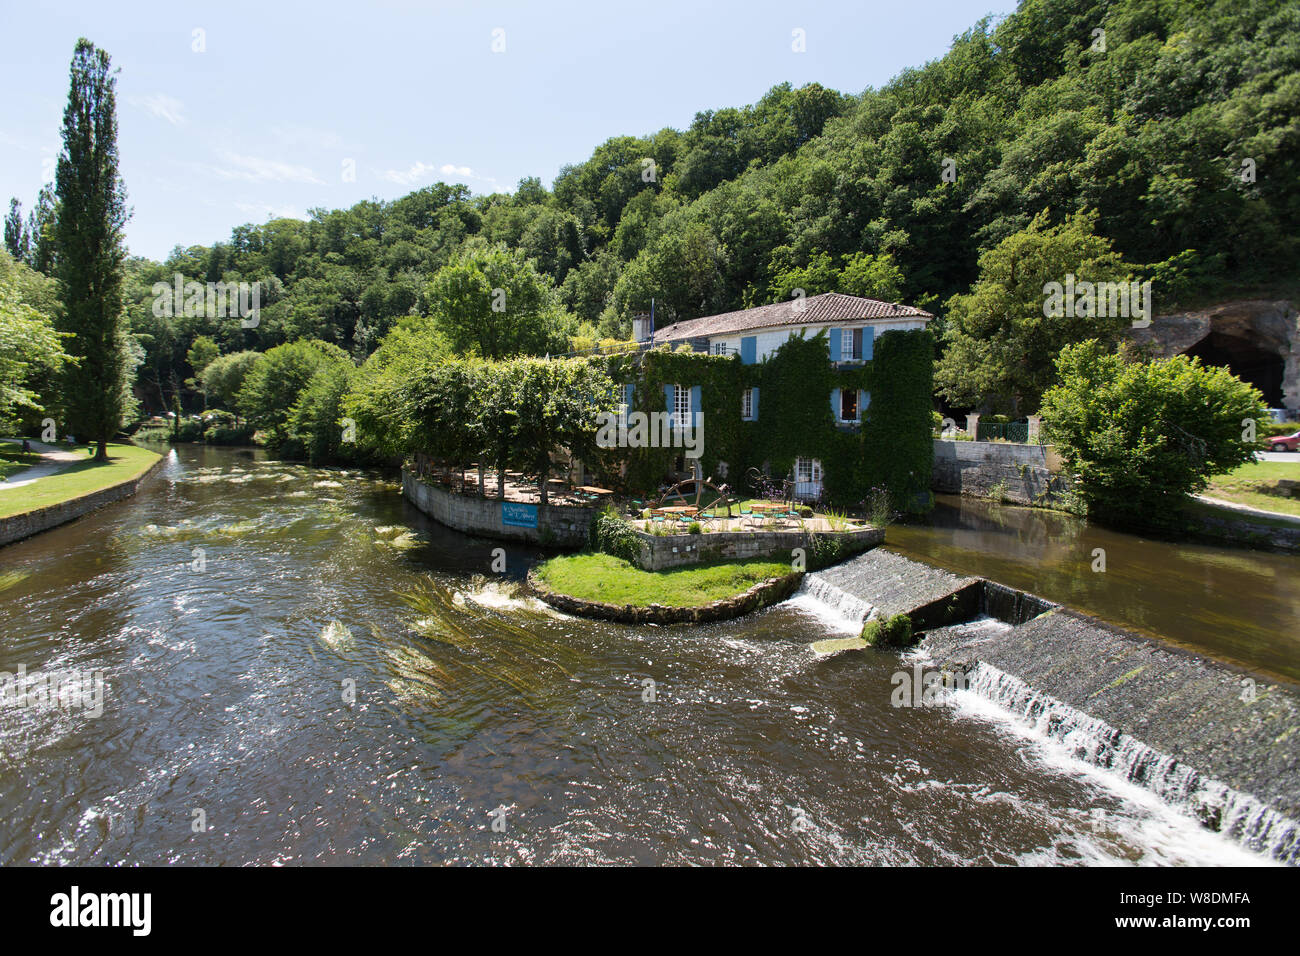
[588,328,934,512]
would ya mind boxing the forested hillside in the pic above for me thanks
[9,0,1296,417]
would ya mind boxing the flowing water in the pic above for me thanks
[887,495,1300,683]
[0,447,1281,865]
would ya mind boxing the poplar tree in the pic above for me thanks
[53,39,130,460]
[3,200,27,262]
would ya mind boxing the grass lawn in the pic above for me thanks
[0,443,162,519]
[535,552,794,608]
[1204,460,1300,517]
[0,444,43,482]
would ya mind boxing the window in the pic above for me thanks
[673,384,690,428]
[615,384,630,427]
[794,457,823,502]
[711,341,729,356]
[840,389,858,422]
[843,327,864,361]
[742,387,754,420]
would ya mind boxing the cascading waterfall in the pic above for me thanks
[797,573,875,628]
[960,662,1300,865]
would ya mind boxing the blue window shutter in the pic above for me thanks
[863,326,874,361]
[740,336,757,365]
[624,383,634,407]
[690,385,702,421]
[751,387,760,420]
[828,328,842,362]
[830,388,840,419]
[664,384,674,411]
[859,390,869,419]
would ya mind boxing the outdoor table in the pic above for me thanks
[576,486,613,497]
[751,502,787,514]
[657,505,697,515]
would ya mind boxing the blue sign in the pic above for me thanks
[502,502,539,529]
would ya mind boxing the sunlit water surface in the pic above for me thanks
[0,447,1276,865]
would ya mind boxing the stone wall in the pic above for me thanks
[633,524,883,571]
[932,439,1072,506]
[402,469,595,546]
[0,455,166,548]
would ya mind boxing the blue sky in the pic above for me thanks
[1,0,1007,261]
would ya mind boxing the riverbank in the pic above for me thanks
[0,443,164,545]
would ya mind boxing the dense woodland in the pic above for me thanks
[4,0,1297,441]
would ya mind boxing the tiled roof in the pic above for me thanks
[653,292,933,341]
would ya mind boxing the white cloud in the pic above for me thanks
[132,94,186,126]
[204,152,325,185]
[383,161,436,185]
[382,161,485,186]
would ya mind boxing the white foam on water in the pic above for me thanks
[783,575,875,636]
[947,662,1295,866]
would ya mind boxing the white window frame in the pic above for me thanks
[794,457,823,500]
[842,327,864,362]
[673,384,691,430]
[795,457,822,483]
[742,387,754,421]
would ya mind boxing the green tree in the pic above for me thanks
[426,242,574,359]
[26,187,56,275]
[287,361,355,463]
[185,335,220,410]
[53,39,130,460]
[0,258,71,431]
[238,339,349,445]
[511,358,614,504]
[1041,340,1268,527]
[475,359,525,499]
[198,350,260,421]
[344,317,450,457]
[4,200,27,263]
[935,211,1138,415]
[837,251,905,301]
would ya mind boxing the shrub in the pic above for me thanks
[204,424,257,445]
[1041,341,1268,528]
[174,420,204,442]
[687,521,703,534]
[591,507,640,562]
[861,612,913,647]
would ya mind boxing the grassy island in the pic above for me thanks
[534,552,794,608]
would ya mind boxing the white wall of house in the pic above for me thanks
[705,319,928,363]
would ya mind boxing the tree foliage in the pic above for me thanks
[53,38,131,458]
[934,211,1137,414]
[1040,340,1268,526]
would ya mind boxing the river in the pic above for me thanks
[887,495,1300,683]
[0,446,1279,865]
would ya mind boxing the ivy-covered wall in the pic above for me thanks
[591,328,934,512]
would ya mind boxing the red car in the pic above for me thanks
[1267,430,1300,452]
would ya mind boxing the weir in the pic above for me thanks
[795,548,1300,865]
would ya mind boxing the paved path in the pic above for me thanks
[1194,494,1300,525]
[0,439,87,490]
[1257,450,1300,463]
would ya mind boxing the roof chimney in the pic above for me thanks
[632,312,653,343]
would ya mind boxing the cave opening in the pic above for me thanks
[1185,332,1285,407]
